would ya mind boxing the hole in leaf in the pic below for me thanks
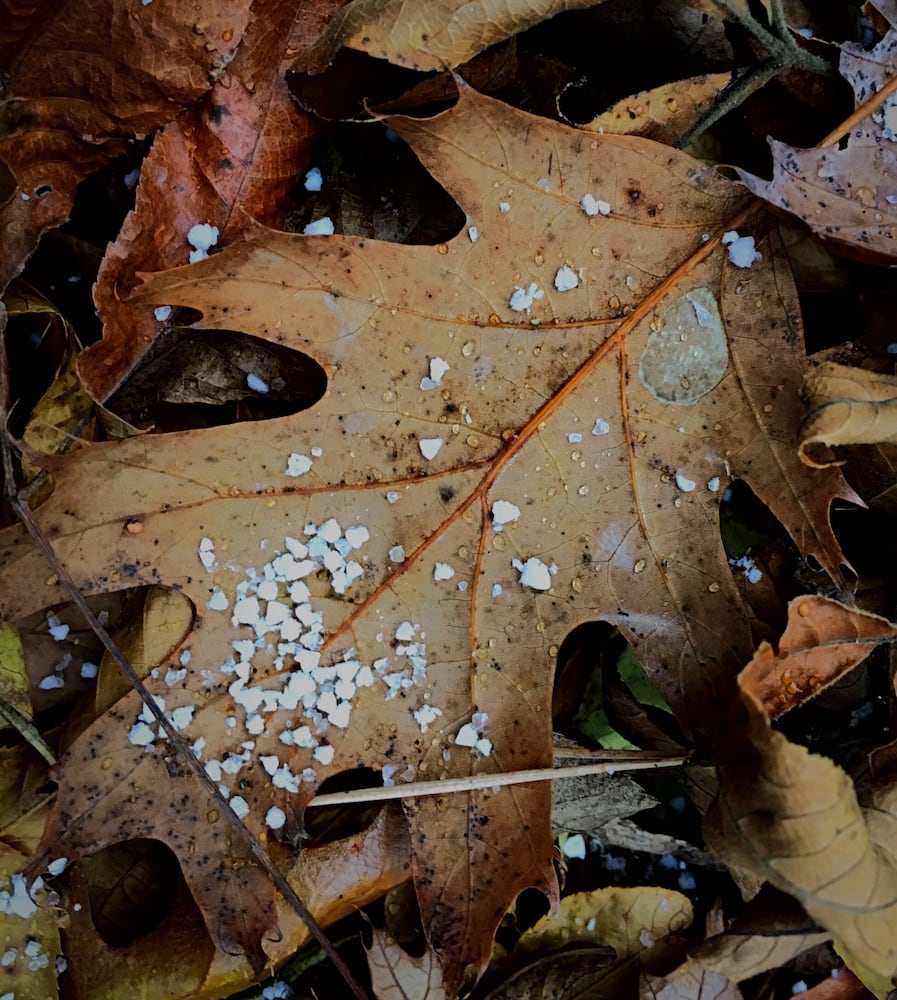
[553,621,683,752]
[105,327,328,432]
[303,766,383,848]
[78,838,181,946]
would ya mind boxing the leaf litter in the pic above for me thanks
[0,76,861,993]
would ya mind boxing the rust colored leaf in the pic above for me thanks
[737,23,897,265]
[81,0,340,401]
[292,0,606,74]
[712,600,897,992]
[799,362,897,469]
[0,85,857,990]
[584,73,732,146]
[0,0,250,290]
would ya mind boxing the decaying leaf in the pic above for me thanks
[292,0,606,75]
[367,927,447,1000]
[711,598,897,992]
[483,948,633,1000]
[583,73,732,146]
[0,0,250,290]
[737,15,897,265]
[800,362,897,468]
[0,84,857,989]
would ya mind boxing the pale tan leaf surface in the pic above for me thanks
[800,362,897,468]
[690,928,831,983]
[737,26,897,264]
[644,966,744,1000]
[712,600,897,990]
[367,927,447,1000]
[0,85,856,989]
[737,596,897,719]
[292,0,607,74]
[584,73,732,146]
[0,845,62,1000]
[516,886,693,960]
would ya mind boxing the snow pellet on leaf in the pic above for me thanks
[285,453,313,477]
[554,265,579,291]
[509,283,544,314]
[247,372,269,393]
[675,472,696,492]
[581,194,611,216]
[304,166,322,191]
[434,562,455,581]
[491,499,521,529]
[303,217,335,236]
[722,230,761,268]
[266,806,286,830]
[513,557,553,591]
[419,438,444,460]
[420,357,450,390]
[592,418,610,436]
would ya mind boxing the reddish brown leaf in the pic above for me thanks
[81,0,341,401]
[0,0,250,290]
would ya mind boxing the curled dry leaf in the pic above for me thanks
[292,0,607,74]
[0,85,856,990]
[711,598,897,992]
[737,18,897,265]
[582,73,732,147]
[0,0,250,290]
[800,362,897,469]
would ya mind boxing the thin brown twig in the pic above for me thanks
[0,303,370,1000]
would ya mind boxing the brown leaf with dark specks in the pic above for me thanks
[0,85,857,991]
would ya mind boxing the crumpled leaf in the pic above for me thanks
[737,18,897,265]
[643,966,743,1000]
[0,0,250,290]
[583,73,731,146]
[710,598,897,993]
[367,927,447,1000]
[0,84,857,990]
[799,362,897,468]
[292,0,607,74]
[484,948,632,1000]
[515,886,693,961]
[81,0,337,401]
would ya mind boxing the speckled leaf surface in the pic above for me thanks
[0,85,855,989]
[737,21,897,265]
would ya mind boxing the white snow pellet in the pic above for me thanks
[233,596,261,625]
[153,305,172,322]
[304,166,323,191]
[513,556,553,591]
[328,702,351,728]
[344,525,370,549]
[592,418,610,436]
[170,705,194,730]
[207,589,229,611]
[80,661,98,679]
[128,722,155,747]
[420,357,450,390]
[675,472,696,492]
[434,562,455,581]
[198,536,217,570]
[303,217,334,236]
[475,737,493,756]
[286,453,313,477]
[491,583,502,597]
[413,704,443,733]
[230,796,249,819]
[491,499,520,529]
[499,201,510,212]
[186,223,219,263]
[247,372,269,393]
[38,675,64,690]
[454,723,479,748]
[509,283,544,314]
[395,621,417,641]
[313,744,335,765]
[468,226,479,242]
[554,265,579,291]
[567,432,582,443]
[722,230,762,268]
[266,806,287,830]
[47,616,69,641]
[318,518,341,543]
[389,545,405,562]
[562,834,586,859]
[46,857,67,877]
[707,477,720,492]
[581,194,611,216]
[419,438,444,460]
[387,491,401,503]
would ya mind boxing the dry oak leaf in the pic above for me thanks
[799,362,897,469]
[0,84,855,990]
[292,0,607,74]
[737,21,897,266]
[711,598,897,992]
[82,0,340,402]
[367,927,447,1000]
[0,0,250,290]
